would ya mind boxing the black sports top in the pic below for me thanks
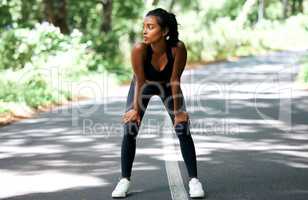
[144,44,174,82]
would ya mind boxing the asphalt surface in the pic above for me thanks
[1,50,308,200]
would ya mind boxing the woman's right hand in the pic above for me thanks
[122,109,141,126]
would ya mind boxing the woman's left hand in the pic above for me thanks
[174,111,189,127]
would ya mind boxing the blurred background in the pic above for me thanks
[0,0,308,125]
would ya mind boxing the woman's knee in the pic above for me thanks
[123,121,139,138]
[174,121,190,136]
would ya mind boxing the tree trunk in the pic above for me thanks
[294,0,304,14]
[235,0,257,28]
[282,0,289,19]
[291,0,296,15]
[257,0,265,22]
[152,0,159,6]
[298,0,304,13]
[169,0,176,12]
[44,0,69,34]
[101,0,113,33]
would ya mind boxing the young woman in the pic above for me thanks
[112,8,205,198]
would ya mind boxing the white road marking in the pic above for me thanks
[162,113,189,200]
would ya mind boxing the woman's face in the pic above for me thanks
[143,16,167,44]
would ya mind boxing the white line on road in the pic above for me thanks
[162,113,189,200]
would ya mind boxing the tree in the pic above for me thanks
[291,0,304,15]
[282,0,289,18]
[257,0,265,22]
[235,0,257,28]
[169,0,176,12]
[44,0,69,34]
[101,0,113,33]
[283,0,304,19]
[152,0,160,5]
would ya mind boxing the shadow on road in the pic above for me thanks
[1,50,308,200]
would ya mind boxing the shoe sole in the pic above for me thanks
[190,191,205,198]
[112,191,128,198]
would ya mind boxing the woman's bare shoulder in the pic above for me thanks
[132,42,147,53]
[174,40,186,51]
[131,42,148,63]
[171,40,186,58]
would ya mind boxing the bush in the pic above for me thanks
[182,17,267,62]
[182,14,308,63]
[0,22,69,70]
[0,22,108,109]
[0,22,126,81]
[0,69,72,109]
[297,56,308,84]
[23,73,71,108]
[255,14,308,51]
[0,79,21,102]
[0,107,10,115]
[298,64,308,83]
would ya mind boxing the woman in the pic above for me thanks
[112,8,205,198]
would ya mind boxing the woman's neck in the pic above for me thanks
[150,39,167,55]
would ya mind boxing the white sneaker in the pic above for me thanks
[111,178,131,198]
[189,178,205,198]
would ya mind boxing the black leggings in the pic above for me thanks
[121,76,198,179]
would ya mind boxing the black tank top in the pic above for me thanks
[144,44,174,82]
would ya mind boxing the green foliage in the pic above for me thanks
[209,18,245,59]
[0,22,101,109]
[0,0,144,82]
[0,22,103,76]
[23,74,54,108]
[183,14,308,62]
[0,107,9,115]
[0,70,71,108]
[204,0,259,25]
[185,40,204,63]
[65,0,144,81]
[0,79,21,103]
[0,0,43,29]
[255,14,308,50]
[0,30,33,70]
[0,0,22,29]
[0,0,307,113]
[67,0,102,33]
[0,23,69,70]
[23,73,70,108]
[298,64,308,83]
[298,55,308,83]
[0,1,12,28]
[183,17,266,62]
[266,0,284,20]
[203,0,291,26]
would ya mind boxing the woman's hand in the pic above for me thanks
[174,111,189,127]
[122,109,141,126]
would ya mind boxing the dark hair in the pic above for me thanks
[145,8,179,46]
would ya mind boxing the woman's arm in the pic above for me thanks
[131,42,146,114]
[170,41,187,117]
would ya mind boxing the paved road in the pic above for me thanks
[1,50,308,200]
